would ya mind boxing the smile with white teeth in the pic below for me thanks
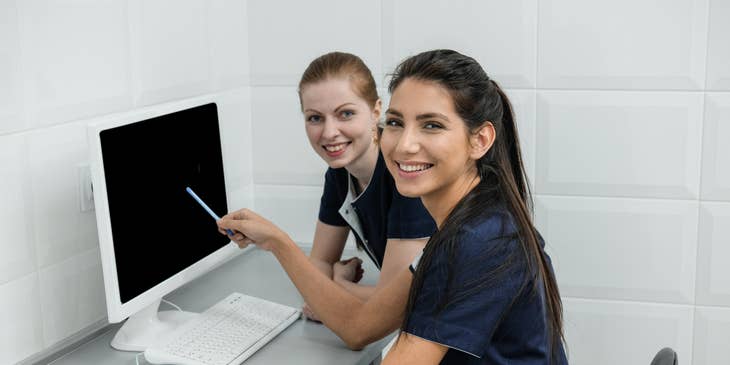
[324,142,349,152]
[397,162,433,172]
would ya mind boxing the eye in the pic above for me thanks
[384,118,403,128]
[306,114,322,123]
[340,110,355,119]
[423,121,444,130]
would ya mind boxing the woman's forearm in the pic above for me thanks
[335,279,376,301]
[309,256,334,278]
[270,233,404,349]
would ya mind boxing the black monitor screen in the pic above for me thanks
[100,103,230,303]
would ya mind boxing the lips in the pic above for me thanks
[394,160,434,178]
[323,142,350,157]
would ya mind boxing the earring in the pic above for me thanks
[371,125,378,144]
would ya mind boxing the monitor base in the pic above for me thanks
[111,299,198,352]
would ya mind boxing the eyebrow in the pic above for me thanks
[304,102,357,115]
[386,108,450,122]
[334,103,357,112]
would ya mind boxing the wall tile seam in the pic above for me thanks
[562,296,697,309]
[535,193,717,204]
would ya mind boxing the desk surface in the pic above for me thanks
[49,247,392,365]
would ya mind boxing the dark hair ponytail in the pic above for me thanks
[391,50,564,361]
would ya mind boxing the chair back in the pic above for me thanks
[650,347,678,365]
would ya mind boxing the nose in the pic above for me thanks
[395,125,420,155]
[321,118,339,140]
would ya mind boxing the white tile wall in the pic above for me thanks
[17,0,132,128]
[27,122,98,269]
[706,0,730,90]
[505,89,537,186]
[218,88,255,210]
[384,0,537,88]
[253,184,322,245]
[0,134,35,285]
[247,0,382,86]
[563,298,694,365]
[251,87,329,185]
[536,196,698,304]
[0,0,25,134]
[209,0,250,90]
[130,0,212,106]
[693,306,730,365]
[696,203,730,306]
[38,248,105,347]
[701,93,730,201]
[536,91,703,199]
[538,0,708,90]
[0,272,44,365]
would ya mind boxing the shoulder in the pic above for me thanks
[460,208,519,245]
[450,209,524,266]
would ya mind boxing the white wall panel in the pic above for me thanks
[38,248,105,347]
[505,89,536,187]
[253,184,322,245]
[563,298,693,365]
[218,88,254,211]
[210,0,250,90]
[18,0,132,127]
[706,0,730,90]
[27,123,98,269]
[130,0,212,106]
[248,0,381,86]
[536,196,698,303]
[251,87,328,185]
[536,91,702,199]
[693,307,730,365]
[0,134,35,285]
[0,0,25,134]
[701,93,730,200]
[539,0,708,90]
[696,203,730,306]
[385,0,536,88]
[0,273,44,365]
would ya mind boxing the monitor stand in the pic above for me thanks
[110,298,198,351]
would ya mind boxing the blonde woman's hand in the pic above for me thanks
[217,208,288,251]
[333,257,364,284]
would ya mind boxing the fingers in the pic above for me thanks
[235,237,253,249]
[225,208,256,221]
[217,217,249,236]
[301,304,321,323]
[340,257,362,267]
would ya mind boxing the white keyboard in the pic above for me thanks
[144,293,300,365]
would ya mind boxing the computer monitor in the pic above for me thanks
[88,97,240,351]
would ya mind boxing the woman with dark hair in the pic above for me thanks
[378,49,567,364]
[219,49,567,363]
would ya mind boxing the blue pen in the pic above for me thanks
[185,187,235,236]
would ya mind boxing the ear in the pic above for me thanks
[371,98,382,123]
[470,121,496,160]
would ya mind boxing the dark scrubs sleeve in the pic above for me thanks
[386,189,436,239]
[317,168,348,227]
[405,215,527,358]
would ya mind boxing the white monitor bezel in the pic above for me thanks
[88,95,240,323]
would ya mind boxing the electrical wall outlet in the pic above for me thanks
[78,163,94,212]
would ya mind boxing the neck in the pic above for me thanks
[345,143,379,188]
[421,170,480,228]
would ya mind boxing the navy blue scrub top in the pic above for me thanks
[406,209,568,365]
[318,151,436,268]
